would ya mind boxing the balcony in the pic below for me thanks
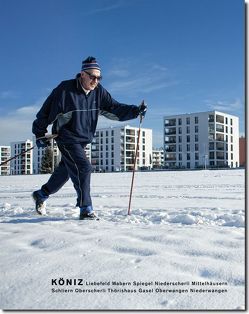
[216,114,224,124]
[165,128,176,135]
[216,152,225,160]
[208,124,215,133]
[165,136,176,144]
[165,153,176,161]
[216,124,224,133]
[126,137,135,143]
[216,133,224,142]
[165,119,176,127]
[126,129,135,136]
[216,143,225,151]
[91,145,99,151]
[165,145,176,152]
[126,158,134,165]
[126,144,135,150]
[208,134,215,141]
[208,115,214,122]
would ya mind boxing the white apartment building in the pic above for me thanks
[85,144,91,162]
[152,148,164,169]
[10,140,33,175]
[0,146,11,175]
[91,125,153,172]
[33,137,61,174]
[164,111,239,169]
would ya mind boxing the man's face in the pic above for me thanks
[80,69,102,91]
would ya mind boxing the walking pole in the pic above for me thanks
[0,134,57,167]
[0,145,35,167]
[127,113,143,215]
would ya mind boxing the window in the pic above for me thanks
[178,153,182,160]
[178,136,182,143]
[195,153,199,160]
[231,127,233,134]
[186,117,190,125]
[225,117,228,124]
[195,126,198,133]
[231,136,233,143]
[187,144,190,151]
[209,152,215,159]
[195,117,198,124]
[178,127,182,134]
[231,144,233,151]
[178,118,182,125]
[195,144,199,151]
[187,135,190,142]
[187,153,190,160]
[230,119,233,125]
[195,135,198,142]
[186,126,190,133]
[178,144,182,152]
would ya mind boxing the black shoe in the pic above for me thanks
[79,212,99,221]
[32,190,47,215]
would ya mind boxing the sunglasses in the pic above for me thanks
[84,71,102,82]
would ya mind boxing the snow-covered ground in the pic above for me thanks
[0,169,245,310]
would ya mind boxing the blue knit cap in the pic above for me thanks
[81,56,101,71]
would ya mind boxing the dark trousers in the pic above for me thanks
[41,143,92,208]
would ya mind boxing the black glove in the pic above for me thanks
[138,101,147,118]
[36,136,51,148]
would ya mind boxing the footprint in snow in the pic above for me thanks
[113,246,155,257]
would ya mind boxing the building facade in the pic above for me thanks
[0,146,11,175]
[164,111,239,169]
[10,140,33,175]
[91,125,153,172]
[152,148,164,169]
[239,137,246,167]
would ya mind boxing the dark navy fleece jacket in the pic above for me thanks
[32,74,140,144]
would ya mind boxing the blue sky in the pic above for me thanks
[0,0,245,147]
